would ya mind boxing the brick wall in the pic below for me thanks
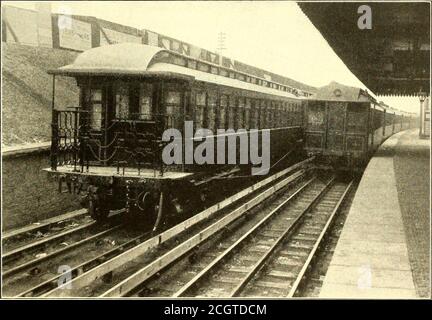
[2,150,80,231]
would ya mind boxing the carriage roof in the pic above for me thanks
[308,81,373,103]
[306,82,414,116]
[48,43,303,100]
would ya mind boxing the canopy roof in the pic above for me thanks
[299,2,430,96]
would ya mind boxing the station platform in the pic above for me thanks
[320,129,430,298]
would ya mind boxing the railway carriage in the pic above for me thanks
[304,82,414,169]
[46,43,307,228]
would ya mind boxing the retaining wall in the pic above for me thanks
[2,144,80,231]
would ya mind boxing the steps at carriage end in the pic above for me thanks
[320,129,430,298]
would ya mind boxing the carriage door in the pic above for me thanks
[83,86,107,164]
[306,101,326,151]
[326,102,346,153]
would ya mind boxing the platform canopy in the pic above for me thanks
[299,2,430,96]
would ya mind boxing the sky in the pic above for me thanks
[4,1,421,113]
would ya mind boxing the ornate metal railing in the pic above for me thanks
[51,109,81,171]
[50,109,183,175]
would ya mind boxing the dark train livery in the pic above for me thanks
[304,82,415,168]
[45,43,415,227]
[46,43,308,227]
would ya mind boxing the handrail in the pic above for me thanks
[50,109,167,173]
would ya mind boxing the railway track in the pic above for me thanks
[3,224,122,278]
[2,220,145,297]
[2,209,91,254]
[132,174,354,298]
[291,182,357,297]
[2,158,316,297]
[3,220,97,268]
[32,159,312,297]
[1,207,137,297]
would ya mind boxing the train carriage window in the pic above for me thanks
[245,98,251,130]
[251,99,259,129]
[292,104,297,126]
[286,103,291,126]
[280,103,285,126]
[237,97,245,129]
[347,103,367,133]
[281,103,286,126]
[276,102,282,127]
[210,66,218,75]
[273,102,279,127]
[292,103,297,126]
[228,95,235,129]
[259,100,266,128]
[165,90,182,128]
[328,102,345,131]
[115,83,129,120]
[293,104,298,126]
[229,72,235,79]
[275,103,280,127]
[237,74,246,82]
[299,104,303,125]
[266,101,272,127]
[283,102,288,126]
[207,91,217,130]
[295,104,301,126]
[165,91,181,106]
[139,83,153,120]
[90,88,103,130]
[269,102,276,128]
[195,92,206,128]
[271,102,277,127]
[307,102,326,131]
[219,94,228,129]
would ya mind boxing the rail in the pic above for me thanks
[41,158,313,297]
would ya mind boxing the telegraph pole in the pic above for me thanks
[216,32,227,55]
